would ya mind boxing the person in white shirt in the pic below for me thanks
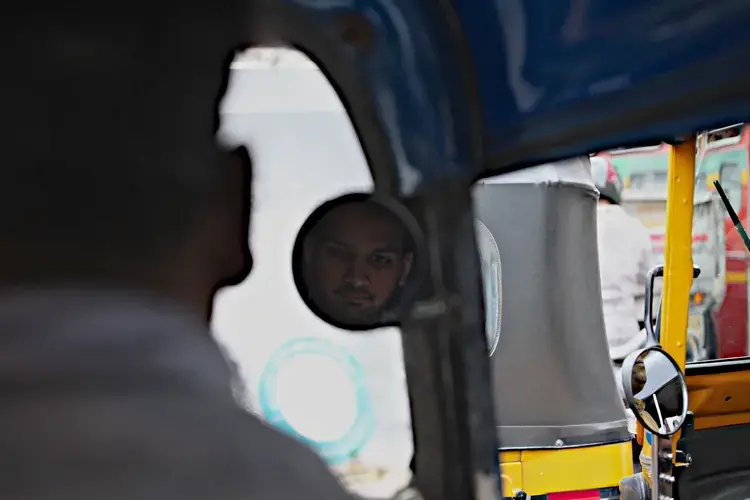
[591,158,654,365]
[591,158,654,460]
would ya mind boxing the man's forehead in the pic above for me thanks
[318,203,404,239]
[326,237,401,253]
[320,203,404,235]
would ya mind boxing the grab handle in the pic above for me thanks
[644,265,664,342]
[645,265,700,343]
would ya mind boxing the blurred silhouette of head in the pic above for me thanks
[3,7,254,320]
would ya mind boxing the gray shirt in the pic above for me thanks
[0,288,355,500]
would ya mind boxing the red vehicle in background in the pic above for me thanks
[695,124,749,359]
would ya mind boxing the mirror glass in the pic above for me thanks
[294,195,417,329]
[625,348,687,436]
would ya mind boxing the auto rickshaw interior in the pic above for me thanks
[209,2,750,500]
[218,48,636,500]
[217,51,750,500]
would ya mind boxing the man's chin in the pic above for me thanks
[313,296,382,326]
[336,307,380,327]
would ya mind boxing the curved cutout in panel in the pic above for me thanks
[475,219,502,356]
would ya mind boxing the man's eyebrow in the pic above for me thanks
[324,239,400,253]
[371,246,399,253]
[323,239,352,249]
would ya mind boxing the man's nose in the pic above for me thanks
[344,259,370,286]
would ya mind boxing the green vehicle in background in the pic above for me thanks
[598,144,670,193]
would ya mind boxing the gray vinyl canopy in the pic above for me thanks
[474,158,631,449]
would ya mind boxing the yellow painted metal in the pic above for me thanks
[647,140,697,468]
[500,451,522,462]
[500,460,523,497]
[660,140,697,371]
[726,270,748,284]
[499,442,633,496]
[705,171,719,189]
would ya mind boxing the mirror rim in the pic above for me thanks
[621,346,689,438]
[291,191,424,331]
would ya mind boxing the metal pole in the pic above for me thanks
[660,140,697,370]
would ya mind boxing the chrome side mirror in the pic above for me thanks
[620,347,688,437]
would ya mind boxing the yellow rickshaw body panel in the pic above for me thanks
[687,369,750,430]
[500,443,632,497]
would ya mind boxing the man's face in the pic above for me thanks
[305,203,413,325]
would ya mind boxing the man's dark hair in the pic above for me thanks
[3,7,250,284]
[310,198,414,254]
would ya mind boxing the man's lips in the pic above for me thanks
[337,292,373,305]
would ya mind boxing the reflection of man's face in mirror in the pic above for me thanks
[305,202,413,325]
[632,355,647,396]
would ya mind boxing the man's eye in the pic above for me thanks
[325,246,350,259]
[370,254,395,266]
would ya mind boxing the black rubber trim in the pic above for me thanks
[436,0,485,171]
[686,357,750,375]
[247,0,399,194]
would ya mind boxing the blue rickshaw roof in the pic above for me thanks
[272,0,750,187]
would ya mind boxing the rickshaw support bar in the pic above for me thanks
[660,140,697,371]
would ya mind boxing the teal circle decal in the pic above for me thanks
[258,337,374,464]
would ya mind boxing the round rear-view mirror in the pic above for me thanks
[620,347,688,437]
[292,193,422,330]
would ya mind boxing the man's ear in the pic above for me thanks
[212,145,253,290]
[399,253,414,286]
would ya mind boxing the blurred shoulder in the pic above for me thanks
[217,410,358,499]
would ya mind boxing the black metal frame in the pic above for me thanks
[244,2,499,499]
